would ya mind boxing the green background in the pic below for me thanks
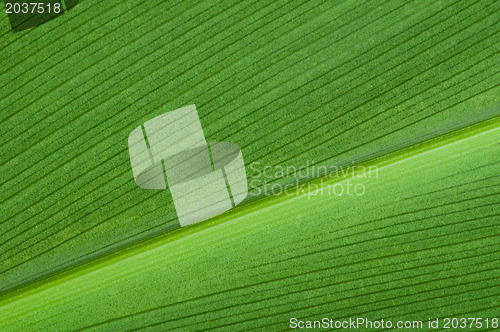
[0,0,499,329]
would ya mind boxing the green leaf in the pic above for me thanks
[1,115,499,331]
[0,0,499,329]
